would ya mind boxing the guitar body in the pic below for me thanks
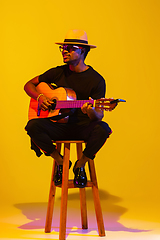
[28,82,77,121]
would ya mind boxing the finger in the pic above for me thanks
[41,106,47,111]
[44,100,52,107]
[41,102,50,110]
[41,106,48,111]
[87,104,93,110]
[48,99,54,104]
[82,102,88,109]
[89,97,93,100]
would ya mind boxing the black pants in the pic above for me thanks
[25,118,112,160]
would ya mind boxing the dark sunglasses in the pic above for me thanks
[59,45,83,53]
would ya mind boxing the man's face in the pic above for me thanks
[59,45,84,64]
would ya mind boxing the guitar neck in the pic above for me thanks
[55,99,94,109]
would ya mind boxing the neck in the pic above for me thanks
[69,61,89,73]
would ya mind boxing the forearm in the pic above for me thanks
[87,108,104,121]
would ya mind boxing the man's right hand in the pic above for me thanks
[38,95,54,111]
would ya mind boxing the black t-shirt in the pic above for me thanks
[39,65,106,124]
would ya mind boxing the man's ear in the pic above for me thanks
[81,49,86,61]
[81,48,85,55]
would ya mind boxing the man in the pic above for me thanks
[24,29,113,188]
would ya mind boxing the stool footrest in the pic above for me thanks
[56,180,93,188]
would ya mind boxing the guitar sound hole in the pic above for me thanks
[50,99,56,110]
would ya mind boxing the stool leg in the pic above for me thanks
[79,188,88,229]
[45,160,57,233]
[45,143,61,233]
[88,159,105,236]
[59,143,70,240]
[76,143,88,229]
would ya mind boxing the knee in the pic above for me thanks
[25,119,39,135]
[96,121,112,139]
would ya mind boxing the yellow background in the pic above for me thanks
[1,0,160,225]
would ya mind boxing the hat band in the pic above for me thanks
[64,39,88,44]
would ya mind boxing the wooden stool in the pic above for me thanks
[45,140,105,240]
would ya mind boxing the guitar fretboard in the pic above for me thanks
[55,99,94,109]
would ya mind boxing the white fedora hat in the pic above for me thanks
[55,29,97,48]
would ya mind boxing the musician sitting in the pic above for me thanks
[24,29,114,188]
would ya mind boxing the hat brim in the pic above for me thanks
[55,42,97,48]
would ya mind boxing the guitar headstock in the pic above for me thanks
[95,98,126,111]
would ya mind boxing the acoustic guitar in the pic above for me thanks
[28,82,125,121]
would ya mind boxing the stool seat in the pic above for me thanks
[45,140,105,240]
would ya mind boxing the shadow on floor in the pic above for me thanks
[14,189,150,235]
